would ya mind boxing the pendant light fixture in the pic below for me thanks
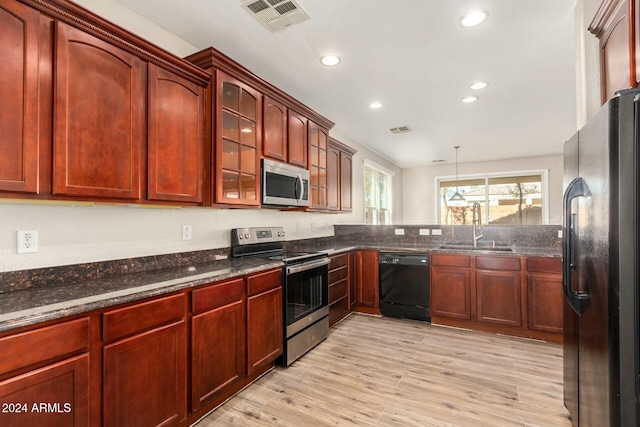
[449,146,465,202]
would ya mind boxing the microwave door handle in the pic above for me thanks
[296,174,304,205]
[562,177,590,315]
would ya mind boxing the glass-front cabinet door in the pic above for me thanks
[216,71,261,205]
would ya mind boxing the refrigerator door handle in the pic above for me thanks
[562,177,591,314]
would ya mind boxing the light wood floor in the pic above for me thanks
[194,314,571,427]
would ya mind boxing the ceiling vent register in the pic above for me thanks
[388,126,412,134]
[242,0,310,32]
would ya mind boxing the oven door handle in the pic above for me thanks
[286,258,329,275]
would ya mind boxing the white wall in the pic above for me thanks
[402,155,564,225]
[0,0,401,272]
[574,0,604,127]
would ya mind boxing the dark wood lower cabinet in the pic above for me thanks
[247,269,283,374]
[328,253,350,326]
[527,257,563,334]
[0,317,91,427]
[191,279,245,411]
[431,266,471,320]
[476,270,522,327]
[103,322,187,427]
[431,254,562,343]
[354,250,379,314]
[0,354,90,427]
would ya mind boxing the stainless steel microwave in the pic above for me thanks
[261,159,310,207]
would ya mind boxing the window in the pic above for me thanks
[437,171,547,225]
[364,162,393,225]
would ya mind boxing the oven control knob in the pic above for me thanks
[244,233,250,239]
[278,231,285,237]
[238,234,244,240]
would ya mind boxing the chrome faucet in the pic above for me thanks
[472,202,483,247]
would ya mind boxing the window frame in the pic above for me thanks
[363,159,394,225]
[434,169,549,225]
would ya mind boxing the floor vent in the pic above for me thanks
[388,126,412,134]
[242,0,310,32]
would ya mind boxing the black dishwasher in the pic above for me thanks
[379,252,430,322]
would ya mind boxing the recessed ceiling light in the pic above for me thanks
[460,11,488,27]
[462,96,479,103]
[320,55,341,66]
[470,81,488,90]
[369,102,382,109]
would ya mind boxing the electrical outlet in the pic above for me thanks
[419,228,430,236]
[17,230,38,254]
[394,228,405,235]
[431,229,442,236]
[182,225,192,241]
[558,230,563,238]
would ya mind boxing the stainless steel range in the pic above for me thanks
[231,227,329,366]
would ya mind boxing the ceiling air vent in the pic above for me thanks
[388,126,412,134]
[242,0,310,32]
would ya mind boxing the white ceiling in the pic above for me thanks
[115,0,577,168]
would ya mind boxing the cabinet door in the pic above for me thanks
[0,354,89,427]
[476,270,522,327]
[339,151,353,212]
[527,273,563,333]
[53,22,145,200]
[430,266,471,319]
[349,251,357,310]
[598,0,632,103]
[0,0,40,194]
[287,110,307,168]
[308,121,329,210]
[103,322,187,427]
[326,144,340,211]
[216,71,261,205]
[263,96,287,162]
[247,286,283,374]
[191,279,245,411]
[148,64,203,204]
[355,250,379,309]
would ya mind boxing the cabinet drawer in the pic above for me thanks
[192,278,245,314]
[476,256,521,271]
[329,253,348,270]
[527,257,561,274]
[103,294,185,342]
[0,318,90,375]
[431,253,470,268]
[247,268,282,296]
[328,265,347,284]
[328,279,348,304]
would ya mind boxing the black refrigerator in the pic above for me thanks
[563,88,639,426]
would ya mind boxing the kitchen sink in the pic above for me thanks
[438,244,513,252]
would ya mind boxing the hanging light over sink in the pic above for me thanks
[449,146,465,202]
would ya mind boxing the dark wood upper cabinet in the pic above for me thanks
[287,110,308,168]
[589,0,637,103]
[327,144,341,211]
[262,96,287,162]
[328,138,356,212]
[0,0,40,195]
[53,21,146,200]
[308,120,329,210]
[340,150,354,212]
[215,72,261,206]
[148,64,204,204]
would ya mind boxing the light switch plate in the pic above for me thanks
[431,229,442,236]
[419,229,430,236]
[394,228,405,235]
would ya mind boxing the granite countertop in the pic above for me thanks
[0,257,282,333]
[318,244,561,258]
[0,242,560,334]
